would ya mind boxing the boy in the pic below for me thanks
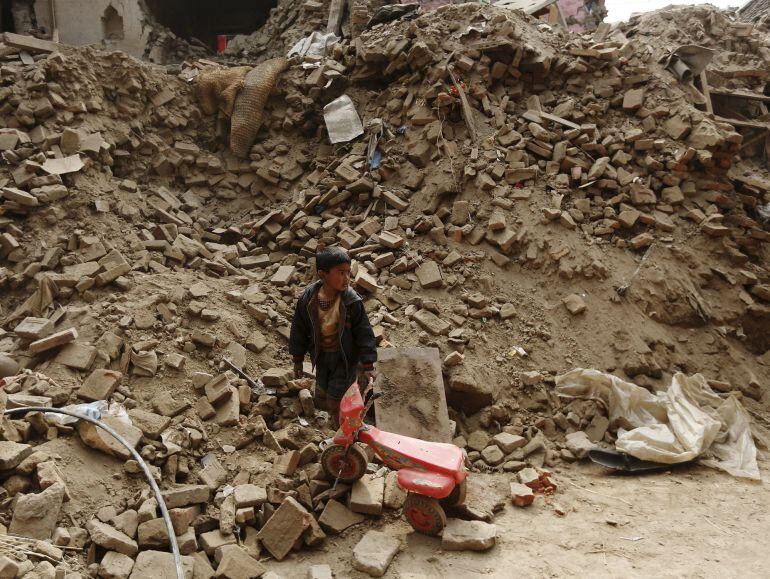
[289,247,377,426]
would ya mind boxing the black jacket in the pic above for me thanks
[289,281,377,372]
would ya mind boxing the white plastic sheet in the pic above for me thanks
[287,32,339,58]
[323,95,364,144]
[45,400,131,426]
[556,368,760,480]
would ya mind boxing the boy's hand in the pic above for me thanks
[293,362,304,379]
[359,368,377,386]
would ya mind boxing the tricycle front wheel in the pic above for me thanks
[320,443,368,483]
[404,493,446,536]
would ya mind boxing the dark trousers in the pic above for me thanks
[314,350,356,427]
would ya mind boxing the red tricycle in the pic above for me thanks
[320,382,467,535]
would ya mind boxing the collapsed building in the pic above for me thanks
[739,0,770,24]
[0,0,768,577]
[1,0,610,64]
[0,0,278,62]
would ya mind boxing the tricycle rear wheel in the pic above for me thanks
[320,443,367,483]
[440,479,467,507]
[404,493,446,536]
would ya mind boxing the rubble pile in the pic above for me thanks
[0,2,769,576]
[624,5,770,74]
[223,0,334,60]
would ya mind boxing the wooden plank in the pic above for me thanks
[2,32,61,53]
[373,347,451,443]
[716,116,770,130]
[449,68,478,143]
[710,89,770,103]
[553,1,568,28]
[740,131,769,151]
[539,111,581,130]
[494,0,555,14]
[700,71,713,115]
[730,173,770,193]
[326,0,345,37]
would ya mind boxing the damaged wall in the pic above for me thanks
[739,0,770,23]
[33,0,150,56]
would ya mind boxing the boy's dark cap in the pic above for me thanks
[316,247,351,271]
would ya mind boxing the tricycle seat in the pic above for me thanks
[397,468,455,499]
[361,428,465,478]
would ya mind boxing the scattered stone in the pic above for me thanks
[565,431,593,459]
[199,530,237,556]
[99,550,135,579]
[86,520,138,557]
[0,354,20,378]
[562,294,586,315]
[415,261,443,289]
[0,557,19,579]
[9,484,65,540]
[518,467,540,487]
[28,328,78,354]
[585,415,609,442]
[499,303,516,319]
[481,445,505,466]
[262,367,292,387]
[510,482,535,507]
[54,342,97,370]
[274,450,300,477]
[161,485,211,509]
[466,430,491,452]
[383,471,407,509]
[307,564,333,579]
[441,519,497,551]
[349,475,384,515]
[492,432,526,454]
[352,530,400,577]
[233,484,267,508]
[318,499,364,534]
[78,369,122,401]
[412,309,450,335]
[78,416,142,460]
[128,550,195,578]
[257,497,312,561]
[0,441,32,470]
[215,545,265,579]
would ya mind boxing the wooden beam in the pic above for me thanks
[699,71,713,115]
[539,111,581,130]
[716,116,770,130]
[326,0,346,37]
[50,0,59,42]
[449,68,478,143]
[2,32,61,53]
[740,131,769,151]
[710,89,770,103]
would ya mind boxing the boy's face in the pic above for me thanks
[320,262,351,293]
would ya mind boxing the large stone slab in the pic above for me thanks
[257,497,311,561]
[373,347,451,442]
[9,484,65,539]
[77,416,142,460]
